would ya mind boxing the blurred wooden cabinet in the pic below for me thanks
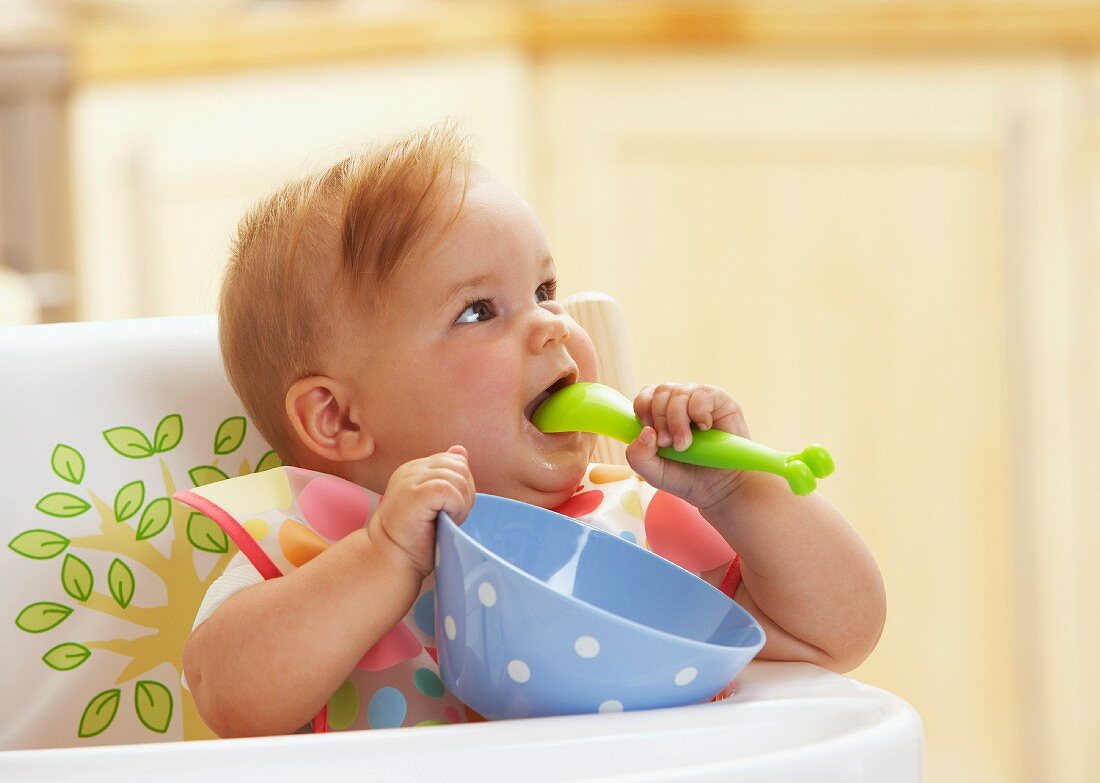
[68,49,532,320]
[0,44,70,323]
[533,54,1095,783]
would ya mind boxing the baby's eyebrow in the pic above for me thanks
[440,273,493,309]
[437,255,555,310]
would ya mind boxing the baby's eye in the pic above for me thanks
[455,298,495,324]
[536,278,558,303]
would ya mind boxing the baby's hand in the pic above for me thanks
[625,383,751,512]
[368,445,475,580]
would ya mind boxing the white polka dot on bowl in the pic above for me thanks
[674,667,697,686]
[599,700,623,713]
[574,636,600,658]
[444,616,457,640]
[507,660,531,683]
[477,582,497,606]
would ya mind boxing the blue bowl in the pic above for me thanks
[434,493,765,720]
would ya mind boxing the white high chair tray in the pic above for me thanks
[0,662,921,782]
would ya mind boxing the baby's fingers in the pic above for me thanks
[635,384,675,446]
[633,384,657,427]
[649,384,676,447]
[416,475,472,525]
[636,383,713,449]
[418,446,476,522]
[686,386,715,432]
[624,426,662,486]
[666,386,697,451]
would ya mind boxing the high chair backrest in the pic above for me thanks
[0,292,634,751]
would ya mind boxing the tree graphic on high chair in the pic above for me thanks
[8,413,278,742]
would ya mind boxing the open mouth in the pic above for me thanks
[523,369,579,424]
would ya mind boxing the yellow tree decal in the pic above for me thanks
[8,414,280,741]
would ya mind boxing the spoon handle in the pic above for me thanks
[653,427,834,496]
[531,381,833,495]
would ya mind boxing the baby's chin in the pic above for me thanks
[488,450,591,510]
[510,477,585,510]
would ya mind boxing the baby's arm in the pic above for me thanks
[184,528,420,736]
[184,446,474,737]
[701,474,885,672]
[626,383,885,673]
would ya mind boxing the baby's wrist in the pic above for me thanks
[698,471,787,532]
[349,526,427,591]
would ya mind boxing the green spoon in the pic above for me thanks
[531,382,834,495]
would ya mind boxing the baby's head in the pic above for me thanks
[219,125,599,508]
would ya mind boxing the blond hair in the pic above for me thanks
[219,124,470,463]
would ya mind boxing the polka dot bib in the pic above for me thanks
[174,464,740,732]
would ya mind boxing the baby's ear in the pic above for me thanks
[285,376,375,463]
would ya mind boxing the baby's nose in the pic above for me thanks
[528,307,569,352]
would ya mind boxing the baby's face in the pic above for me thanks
[339,171,599,508]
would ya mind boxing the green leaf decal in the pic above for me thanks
[79,689,120,738]
[154,414,183,453]
[9,529,70,560]
[136,498,172,541]
[255,450,282,473]
[16,602,72,633]
[113,480,145,522]
[61,554,94,602]
[36,492,90,518]
[108,558,135,609]
[43,642,91,671]
[135,680,173,733]
[214,416,247,455]
[187,512,229,553]
[188,465,229,488]
[103,427,154,459]
[51,444,85,484]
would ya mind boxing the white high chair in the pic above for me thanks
[0,293,923,781]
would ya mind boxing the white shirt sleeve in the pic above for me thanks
[181,552,264,692]
[191,552,264,631]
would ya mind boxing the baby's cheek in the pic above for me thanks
[446,347,519,402]
[568,325,600,383]
[445,350,520,463]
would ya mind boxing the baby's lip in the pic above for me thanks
[523,368,579,422]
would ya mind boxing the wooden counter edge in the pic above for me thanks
[68,1,1100,84]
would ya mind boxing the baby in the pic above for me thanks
[180,125,886,738]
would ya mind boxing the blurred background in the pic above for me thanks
[1,0,1098,780]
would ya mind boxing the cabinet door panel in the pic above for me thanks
[70,50,531,320]
[535,55,1080,783]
